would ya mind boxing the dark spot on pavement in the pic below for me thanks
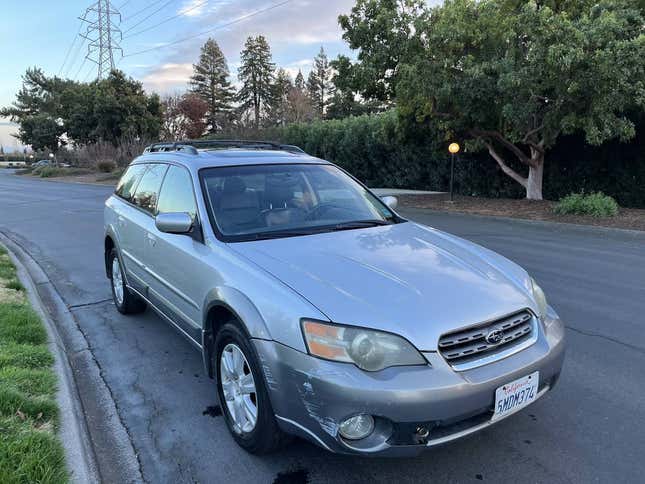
[475,474,484,480]
[273,468,309,484]
[178,370,183,374]
[203,406,222,417]
[529,414,537,421]
[524,439,532,444]
[193,373,199,378]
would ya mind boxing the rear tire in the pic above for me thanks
[108,248,146,314]
[213,322,288,454]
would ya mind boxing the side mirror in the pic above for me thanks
[155,212,193,234]
[381,195,398,210]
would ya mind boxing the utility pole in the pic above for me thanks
[80,0,122,80]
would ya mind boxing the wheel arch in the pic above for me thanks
[104,235,115,278]
[201,288,272,378]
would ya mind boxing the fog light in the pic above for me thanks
[339,414,374,440]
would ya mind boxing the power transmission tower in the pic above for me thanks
[80,0,122,80]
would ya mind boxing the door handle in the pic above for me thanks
[146,233,157,247]
[118,216,126,227]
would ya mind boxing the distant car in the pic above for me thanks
[59,163,71,168]
[33,160,51,167]
[104,140,565,456]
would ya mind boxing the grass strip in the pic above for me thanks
[0,245,68,483]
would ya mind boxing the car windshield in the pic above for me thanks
[201,163,396,241]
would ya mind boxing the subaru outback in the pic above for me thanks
[104,140,565,456]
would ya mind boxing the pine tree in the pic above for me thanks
[306,47,331,118]
[237,35,276,129]
[269,68,293,126]
[294,70,306,91]
[190,38,235,134]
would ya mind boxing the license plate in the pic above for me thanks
[493,371,539,420]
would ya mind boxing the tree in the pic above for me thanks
[397,0,645,199]
[287,70,316,123]
[0,68,71,150]
[269,68,293,126]
[190,38,235,133]
[306,47,332,118]
[237,35,276,129]
[89,71,161,144]
[2,68,162,148]
[294,70,306,91]
[337,0,426,105]
[179,94,209,139]
[161,93,208,140]
[327,55,380,119]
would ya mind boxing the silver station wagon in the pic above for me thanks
[104,140,565,456]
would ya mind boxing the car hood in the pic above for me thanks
[230,222,537,351]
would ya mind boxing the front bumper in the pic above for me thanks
[254,309,565,456]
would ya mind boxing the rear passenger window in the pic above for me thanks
[132,164,168,214]
[115,165,147,201]
[157,166,197,218]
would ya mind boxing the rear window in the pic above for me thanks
[132,164,168,214]
[115,164,147,201]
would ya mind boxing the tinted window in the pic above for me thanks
[157,166,197,218]
[132,164,168,214]
[115,164,147,201]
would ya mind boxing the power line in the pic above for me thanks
[121,0,168,23]
[62,35,88,78]
[59,22,84,76]
[124,0,209,39]
[74,56,90,81]
[122,0,294,59]
[122,0,175,35]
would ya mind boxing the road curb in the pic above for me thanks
[399,206,645,239]
[0,232,144,484]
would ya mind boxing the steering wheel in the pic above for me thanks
[307,202,354,220]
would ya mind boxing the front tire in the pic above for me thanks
[108,248,146,314]
[214,322,287,454]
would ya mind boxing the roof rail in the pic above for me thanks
[143,139,305,155]
[143,143,199,155]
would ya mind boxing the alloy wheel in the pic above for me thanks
[111,257,124,305]
[220,343,258,434]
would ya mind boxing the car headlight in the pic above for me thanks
[301,320,427,371]
[530,277,548,319]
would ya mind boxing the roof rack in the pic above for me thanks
[143,139,306,155]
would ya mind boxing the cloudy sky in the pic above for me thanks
[1,0,361,148]
[1,1,441,150]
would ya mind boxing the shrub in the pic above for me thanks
[37,167,63,178]
[96,160,117,173]
[554,192,619,217]
[262,109,645,208]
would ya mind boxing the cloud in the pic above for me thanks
[178,0,210,17]
[136,0,355,93]
[141,63,194,94]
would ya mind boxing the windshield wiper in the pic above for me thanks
[247,229,323,240]
[330,219,392,231]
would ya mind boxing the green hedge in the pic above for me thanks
[267,110,645,208]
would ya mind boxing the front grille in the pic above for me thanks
[438,310,535,369]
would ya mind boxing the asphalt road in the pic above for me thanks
[1,170,644,484]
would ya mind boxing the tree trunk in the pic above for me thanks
[526,151,544,200]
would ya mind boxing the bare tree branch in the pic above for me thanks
[484,141,528,187]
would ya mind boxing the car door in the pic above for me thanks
[128,163,169,295]
[143,164,206,344]
[112,163,149,291]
